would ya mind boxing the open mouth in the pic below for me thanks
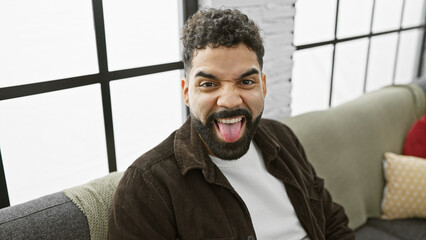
[214,116,246,143]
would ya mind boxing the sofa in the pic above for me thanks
[282,83,426,239]
[0,82,425,239]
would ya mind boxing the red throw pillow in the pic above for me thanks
[403,115,426,158]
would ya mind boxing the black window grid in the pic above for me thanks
[0,0,199,209]
[294,0,426,107]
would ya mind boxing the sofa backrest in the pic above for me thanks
[282,84,426,229]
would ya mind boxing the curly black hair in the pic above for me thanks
[182,8,264,73]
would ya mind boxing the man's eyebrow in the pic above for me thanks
[194,69,259,80]
[238,68,259,79]
[194,71,218,80]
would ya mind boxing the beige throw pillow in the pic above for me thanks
[381,152,426,219]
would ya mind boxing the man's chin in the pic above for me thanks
[191,110,262,160]
[210,137,251,160]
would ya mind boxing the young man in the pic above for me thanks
[108,8,355,240]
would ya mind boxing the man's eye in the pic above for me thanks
[200,82,216,87]
[240,80,254,85]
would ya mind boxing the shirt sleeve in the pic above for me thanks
[108,167,177,239]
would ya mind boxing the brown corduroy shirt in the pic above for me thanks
[108,118,355,240]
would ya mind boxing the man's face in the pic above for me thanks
[181,43,267,160]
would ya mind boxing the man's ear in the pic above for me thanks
[261,73,267,96]
[181,78,189,106]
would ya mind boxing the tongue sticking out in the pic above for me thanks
[217,121,242,143]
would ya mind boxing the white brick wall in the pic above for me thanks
[199,0,296,121]
[422,46,426,78]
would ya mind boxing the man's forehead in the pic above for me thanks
[189,45,261,78]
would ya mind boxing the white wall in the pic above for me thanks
[422,41,426,78]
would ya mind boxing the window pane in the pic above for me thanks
[294,0,337,46]
[110,71,183,171]
[291,45,333,116]
[372,0,404,33]
[402,0,425,28]
[395,29,422,84]
[0,0,98,88]
[103,1,180,71]
[0,85,108,205]
[332,39,369,107]
[366,33,399,92]
[337,0,374,39]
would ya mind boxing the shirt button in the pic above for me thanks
[248,235,255,240]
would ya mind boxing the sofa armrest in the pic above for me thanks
[0,192,90,240]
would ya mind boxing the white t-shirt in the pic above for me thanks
[210,141,308,240]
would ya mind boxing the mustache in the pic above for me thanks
[206,108,252,123]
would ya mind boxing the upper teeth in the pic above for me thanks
[217,117,243,124]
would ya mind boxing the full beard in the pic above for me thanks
[191,108,262,160]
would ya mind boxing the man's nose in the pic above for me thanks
[217,88,243,109]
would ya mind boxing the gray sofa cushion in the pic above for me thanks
[0,192,90,240]
[356,218,426,240]
[356,225,401,240]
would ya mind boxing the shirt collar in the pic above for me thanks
[174,118,216,182]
